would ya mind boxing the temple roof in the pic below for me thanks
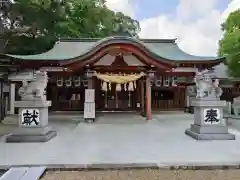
[5,36,223,62]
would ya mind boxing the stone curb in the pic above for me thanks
[2,163,240,171]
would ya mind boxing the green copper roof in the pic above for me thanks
[5,36,223,62]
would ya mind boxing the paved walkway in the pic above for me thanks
[0,112,240,167]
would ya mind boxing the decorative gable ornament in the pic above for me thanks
[56,77,63,87]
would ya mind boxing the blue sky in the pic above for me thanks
[134,0,230,20]
[106,0,239,55]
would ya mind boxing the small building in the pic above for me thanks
[2,36,231,119]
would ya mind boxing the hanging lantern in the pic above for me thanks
[155,76,162,87]
[155,80,162,87]
[150,80,154,86]
[74,76,81,87]
[108,82,111,91]
[163,76,170,87]
[56,76,63,87]
[116,83,121,91]
[65,76,72,87]
[65,79,72,87]
[172,76,177,86]
[128,82,134,91]
[82,79,88,87]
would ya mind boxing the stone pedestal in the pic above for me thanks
[5,100,57,143]
[185,99,235,140]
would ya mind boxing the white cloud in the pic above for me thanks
[105,0,240,56]
[222,0,240,21]
[176,0,217,21]
[139,0,240,56]
[105,0,135,17]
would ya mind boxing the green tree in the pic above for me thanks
[0,0,140,55]
[219,9,240,77]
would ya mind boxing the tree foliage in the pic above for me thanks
[219,9,240,77]
[0,0,140,55]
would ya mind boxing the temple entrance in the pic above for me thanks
[95,79,141,111]
[95,112,147,124]
[49,85,86,111]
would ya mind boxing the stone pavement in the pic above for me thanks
[0,112,240,168]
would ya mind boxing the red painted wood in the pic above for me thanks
[146,77,152,120]
[63,43,175,70]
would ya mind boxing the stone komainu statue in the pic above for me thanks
[194,69,222,99]
[18,71,48,101]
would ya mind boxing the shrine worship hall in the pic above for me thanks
[5,36,224,120]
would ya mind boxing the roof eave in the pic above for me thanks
[3,37,226,63]
[3,56,225,63]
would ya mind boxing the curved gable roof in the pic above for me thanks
[5,36,224,62]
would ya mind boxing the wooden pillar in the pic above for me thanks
[88,77,94,89]
[140,79,145,113]
[9,83,15,115]
[146,75,152,120]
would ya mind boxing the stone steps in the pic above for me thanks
[0,167,46,180]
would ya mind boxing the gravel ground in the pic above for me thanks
[41,169,240,180]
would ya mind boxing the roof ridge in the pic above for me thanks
[58,36,176,43]
[140,38,176,43]
[59,38,100,42]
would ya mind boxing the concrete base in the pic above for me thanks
[85,118,95,123]
[5,130,57,143]
[190,124,229,134]
[185,128,235,140]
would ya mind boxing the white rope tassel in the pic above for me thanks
[128,82,134,91]
[116,83,121,91]
[102,81,108,91]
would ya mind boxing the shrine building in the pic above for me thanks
[1,36,229,120]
